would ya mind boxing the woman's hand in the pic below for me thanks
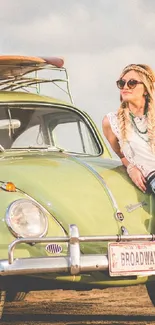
[127,164,146,193]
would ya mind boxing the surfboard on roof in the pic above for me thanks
[0,55,64,79]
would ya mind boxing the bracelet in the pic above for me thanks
[119,153,125,159]
[127,163,135,175]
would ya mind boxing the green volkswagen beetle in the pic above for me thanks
[0,55,155,318]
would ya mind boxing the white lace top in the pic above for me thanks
[107,112,155,177]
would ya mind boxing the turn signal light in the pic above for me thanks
[1,182,16,192]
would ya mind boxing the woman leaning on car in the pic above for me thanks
[102,63,155,194]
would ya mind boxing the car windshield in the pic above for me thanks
[0,105,101,156]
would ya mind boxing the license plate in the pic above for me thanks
[108,242,155,276]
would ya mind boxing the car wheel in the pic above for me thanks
[0,291,6,319]
[146,282,155,306]
[6,291,28,302]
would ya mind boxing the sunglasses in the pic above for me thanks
[116,79,143,89]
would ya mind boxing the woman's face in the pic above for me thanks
[119,70,146,103]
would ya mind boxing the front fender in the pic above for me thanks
[0,188,67,260]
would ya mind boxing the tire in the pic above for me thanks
[0,291,6,319]
[6,291,27,302]
[146,282,155,306]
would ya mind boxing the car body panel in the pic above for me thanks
[0,152,119,237]
[0,150,153,259]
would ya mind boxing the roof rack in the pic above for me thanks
[0,55,74,104]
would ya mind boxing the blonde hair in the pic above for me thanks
[117,64,155,152]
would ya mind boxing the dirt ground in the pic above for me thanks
[1,285,155,325]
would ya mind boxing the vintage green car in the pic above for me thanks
[0,55,155,319]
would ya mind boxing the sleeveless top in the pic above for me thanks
[107,112,155,177]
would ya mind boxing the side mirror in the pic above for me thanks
[0,119,21,130]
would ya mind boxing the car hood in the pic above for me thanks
[0,152,152,238]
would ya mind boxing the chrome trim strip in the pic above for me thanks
[68,157,124,221]
[126,201,147,213]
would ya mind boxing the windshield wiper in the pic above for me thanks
[28,146,64,152]
[10,146,64,152]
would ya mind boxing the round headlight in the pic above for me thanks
[6,199,48,238]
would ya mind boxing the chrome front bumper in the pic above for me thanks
[0,224,155,276]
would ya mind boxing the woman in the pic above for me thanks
[102,64,155,193]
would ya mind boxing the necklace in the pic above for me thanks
[129,111,148,134]
[133,126,149,142]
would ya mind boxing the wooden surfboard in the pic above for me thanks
[0,55,64,79]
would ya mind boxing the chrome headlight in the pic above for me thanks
[6,199,48,238]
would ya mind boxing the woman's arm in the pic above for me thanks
[102,116,126,161]
[102,115,146,192]
[102,116,129,167]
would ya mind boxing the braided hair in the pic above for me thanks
[117,64,155,152]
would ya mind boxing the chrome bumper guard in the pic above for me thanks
[0,224,155,276]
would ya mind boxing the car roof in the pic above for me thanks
[0,90,72,107]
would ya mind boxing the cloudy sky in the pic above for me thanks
[1,0,155,135]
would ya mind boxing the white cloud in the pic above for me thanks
[1,0,155,54]
[0,0,155,135]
